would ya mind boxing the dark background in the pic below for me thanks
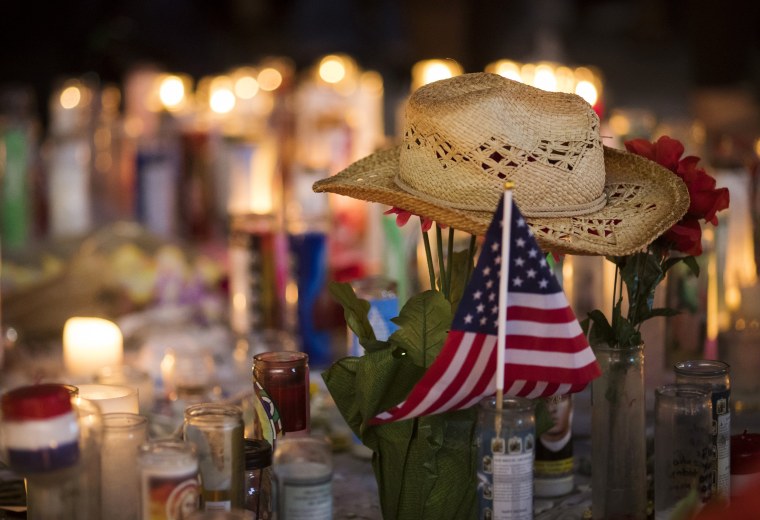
[0,0,759,132]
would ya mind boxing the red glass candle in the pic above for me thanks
[252,352,310,438]
[731,430,760,499]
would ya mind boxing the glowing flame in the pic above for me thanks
[575,80,598,106]
[234,75,259,99]
[258,68,283,91]
[534,64,558,92]
[60,86,81,109]
[159,75,185,110]
[319,55,347,84]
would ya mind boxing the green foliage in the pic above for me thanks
[322,282,477,519]
[390,290,451,369]
[583,252,698,348]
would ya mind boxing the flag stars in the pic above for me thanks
[528,248,538,258]
[515,257,525,267]
[485,280,494,289]
[539,258,547,267]
[476,303,485,314]
[488,292,496,302]
[473,290,483,300]
[494,255,501,265]
[517,217,525,227]
[539,279,549,289]
[512,276,524,287]
[491,242,500,252]
[526,268,537,279]
[483,266,492,276]
[464,314,473,324]
[516,237,526,248]
[491,306,498,315]
[480,317,488,326]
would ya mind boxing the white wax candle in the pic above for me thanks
[101,414,147,518]
[77,384,139,414]
[63,317,124,379]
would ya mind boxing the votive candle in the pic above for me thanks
[63,317,124,379]
[77,384,139,414]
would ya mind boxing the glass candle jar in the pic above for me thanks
[184,403,245,511]
[244,438,273,519]
[674,360,731,499]
[272,436,332,520]
[252,351,310,440]
[138,440,200,520]
[654,384,713,515]
[476,395,535,520]
[101,413,148,519]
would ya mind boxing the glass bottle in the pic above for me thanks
[476,395,535,520]
[674,359,731,499]
[244,438,273,519]
[183,403,246,511]
[591,344,647,520]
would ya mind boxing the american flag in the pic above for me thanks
[370,197,601,425]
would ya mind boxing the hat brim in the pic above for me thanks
[313,145,689,256]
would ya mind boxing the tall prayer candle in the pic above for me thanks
[63,317,124,379]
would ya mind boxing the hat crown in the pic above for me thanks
[397,73,606,217]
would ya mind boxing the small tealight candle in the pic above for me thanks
[77,384,139,414]
[63,317,124,379]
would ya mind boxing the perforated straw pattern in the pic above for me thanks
[313,73,690,256]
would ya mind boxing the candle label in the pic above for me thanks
[253,380,283,445]
[141,472,199,520]
[479,433,534,520]
[281,480,332,520]
[229,225,286,334]
[713,388,731,498]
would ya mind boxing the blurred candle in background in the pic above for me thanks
[77,384,139,414]
[63,317,124,379]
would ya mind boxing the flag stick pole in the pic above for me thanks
[495,183,514,438]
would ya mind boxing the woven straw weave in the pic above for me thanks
[313,73,689,256]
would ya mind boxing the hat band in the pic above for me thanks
[394,176,608,218]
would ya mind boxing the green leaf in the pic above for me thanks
[683,256,700,277]
[322,357,363,437]
[389,290,452,368]
[329,282,390,353]
[586,309,614,346]
[329,281,374,340]
[534,399,554,437]
[448,249,473,313]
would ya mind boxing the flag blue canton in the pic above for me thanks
[451,199,561,334]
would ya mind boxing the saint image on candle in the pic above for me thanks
[63,317,124,379]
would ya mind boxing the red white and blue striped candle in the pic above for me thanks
[1,384,80,473]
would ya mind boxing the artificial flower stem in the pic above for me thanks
[436,224,447,297]
[422,225,437,291]
[466,235,477,281]
[445,227,455,297]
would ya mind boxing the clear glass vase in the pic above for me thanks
[591,344,647,520]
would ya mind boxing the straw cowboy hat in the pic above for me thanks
[313,72,689,255]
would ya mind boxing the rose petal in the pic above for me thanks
[624,139,656,161]
[652,136,684,171]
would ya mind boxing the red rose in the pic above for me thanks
[677,156,730,225]
[625,136,730,255]
[625,136,683,171]
[657,218,703,256]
